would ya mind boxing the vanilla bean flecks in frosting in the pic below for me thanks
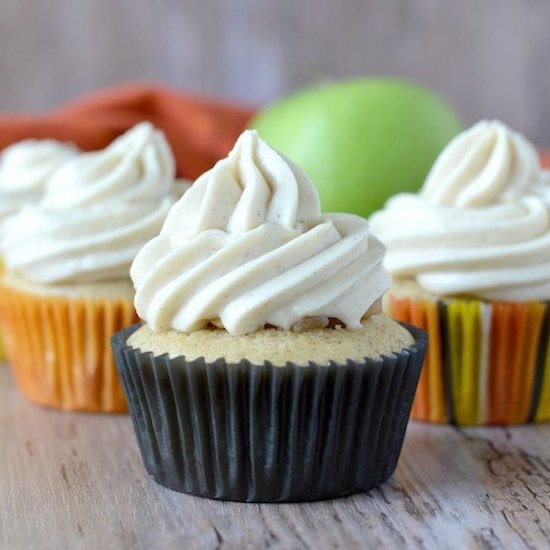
[370,120,550,301]
[131,130,390,336]
[0,139,77,221]
[1,122,179,284]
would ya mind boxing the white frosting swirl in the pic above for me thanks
[0,139,77,221]
[370,120,550,301]
[421,120,540,207]
[132,130,390,335]
[1,123,179,284]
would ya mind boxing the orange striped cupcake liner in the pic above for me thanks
[0,281,138,412]
[0,261,6,360]
[389,295,550,425]
[0,331,5,361]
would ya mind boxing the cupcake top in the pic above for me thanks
[128,314,413,365]
[370,120,550,301]
[0,139,77,222]
[131,129,391,336]
[1,122,180,285]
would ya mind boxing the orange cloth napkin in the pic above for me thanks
[0,83,255,180]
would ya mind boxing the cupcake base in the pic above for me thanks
[0,331,5,361]
[112,323,427,502]
[389,293,550,425]
[0,278,138,412]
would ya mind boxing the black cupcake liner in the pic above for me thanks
[112,323,427,503]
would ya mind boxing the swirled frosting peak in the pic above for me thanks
[421,120,540,208]
[132,130,390,335]
[0,139,77,220]
[1,122,179,284]
[161,128,321,238]
[42,122,174,209]
[370,121,550,301]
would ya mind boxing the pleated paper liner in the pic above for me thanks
[112,322,427,503]
[0,331,5,361]
[0,260,6,360]
[0,281,139,412]
[389,295,550,425]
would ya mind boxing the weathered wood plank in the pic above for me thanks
[1,366,549,549]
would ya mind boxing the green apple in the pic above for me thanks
[250,77,462,217]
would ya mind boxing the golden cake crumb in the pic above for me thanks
[127,313,415,366]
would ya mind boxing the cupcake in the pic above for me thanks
[111,129,427,502]
[0,122,181,412]
[0,139,77,358]
[370,120,550,425]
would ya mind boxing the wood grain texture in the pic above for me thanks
[1,366,549,549]
[0,1,549,145]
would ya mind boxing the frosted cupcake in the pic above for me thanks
[370,120,550,425]
[0,122,180,412]
[112,130,427,502]
[0,139,77,358]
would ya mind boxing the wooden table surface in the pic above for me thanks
[1,366,549,550]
